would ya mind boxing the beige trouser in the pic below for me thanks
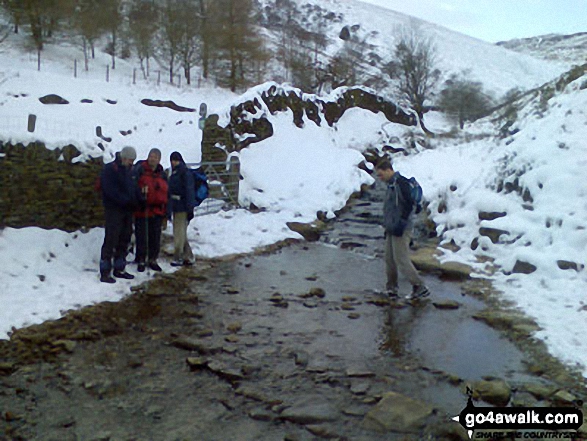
[172,212,194,262]
[385,232,422,290]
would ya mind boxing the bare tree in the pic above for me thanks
[128,0,159,78]
[73,0,105,70]
[438,72,493,129]
[156,0,184,84]
[210,0,268,92]
[387,25,440,121]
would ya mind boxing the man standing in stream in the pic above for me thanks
[375,159,430,300]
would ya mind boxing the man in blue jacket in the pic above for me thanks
[99,146,140,283]
[168,151,195,266]
[376,159,430,299]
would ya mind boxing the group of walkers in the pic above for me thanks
[98,146,197,284]
[97,146,429,300]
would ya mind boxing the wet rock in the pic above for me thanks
[279,397,339,424]
[286,221,325,242]
[432,300,461,310]
[551,389,577,405]
[472,310,538,332]
[363,391,434,433]
[347,313,361,319]
[310,287,326,298]
[471,379,511,406]
[226,322,242,333]
[293,351,310,367]
[346,368,375,378]
[225,286,240,294]
[521,383,556,400]
[303,301,319,309]
[340,303,355,311]
[171,336,222,354]
[249,408,273,421]
[207,361,245,382]
[342,405,369,417]
[410,245,472,280]
[427,421,469,441]
[512,260,537,274]
[186,357,208,370]
[479,227,509,244]
[306,424,339,439]
[350,380,370,395]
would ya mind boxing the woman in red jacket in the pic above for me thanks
[133,148,168,272]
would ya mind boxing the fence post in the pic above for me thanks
[74,59,77,78]
[228,156,240,205]
[106,65,110,82]
[27,114,37,133]
[157,71,161,86]
[133,68,136,85]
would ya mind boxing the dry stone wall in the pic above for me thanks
[0,142,104,231]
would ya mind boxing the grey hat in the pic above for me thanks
[120,146,137,160]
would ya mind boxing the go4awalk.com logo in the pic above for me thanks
[452,394,584,439]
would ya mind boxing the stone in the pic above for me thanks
[347,313,361,319]
[286,221,324,241]
[432,300,461,310]
[557,260,579,271]
[478,211,507,221]
[471,379,511,406]
[552,389,577,405]
[0,362,16,376]
[207,361,245,382]
[512,260,537,274]
[279,397,339,424]
[227,322,242,333]
[521,383,556,400]
[350,381,370,395]
[171,336,222,354]
[479,227,509,244]
[39,94,69,105]
[306,424,339,439]
[52,340,77,353]
[186,357,208,370]
[363,391,434,433]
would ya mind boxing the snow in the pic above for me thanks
[1,2,587,379]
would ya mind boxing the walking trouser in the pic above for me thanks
[135,215,163,263]
[385,232,422,290]
[172,212,194,262]
[100,207,133,273]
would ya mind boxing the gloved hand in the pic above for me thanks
[391,219,407,237]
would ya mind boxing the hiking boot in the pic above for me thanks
[170,260,183,267]
[100,273,116,284]
[149,261,162,272]
[137,263,146,273]
[385,286,400,298]
[113,270,135,280]
[408,285,430,300]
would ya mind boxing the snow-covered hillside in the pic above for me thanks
[498,32,587,68]
[260,0,569,98]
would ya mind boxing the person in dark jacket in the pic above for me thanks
[133,148,168,272]
[168,151,195,266]
[99,146,140,283]
[375,159,430,299]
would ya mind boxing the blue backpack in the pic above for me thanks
[407,177,423,214]
[190,169,209,206]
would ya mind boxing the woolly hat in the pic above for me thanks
[170,151,184,162]
[120,146,137,160]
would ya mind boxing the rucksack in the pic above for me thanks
[190,168,209,206]
[407,177,423,214]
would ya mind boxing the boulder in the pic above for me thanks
[363,391,434,433]
[471,379,511,406]
[39,94,69,105]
